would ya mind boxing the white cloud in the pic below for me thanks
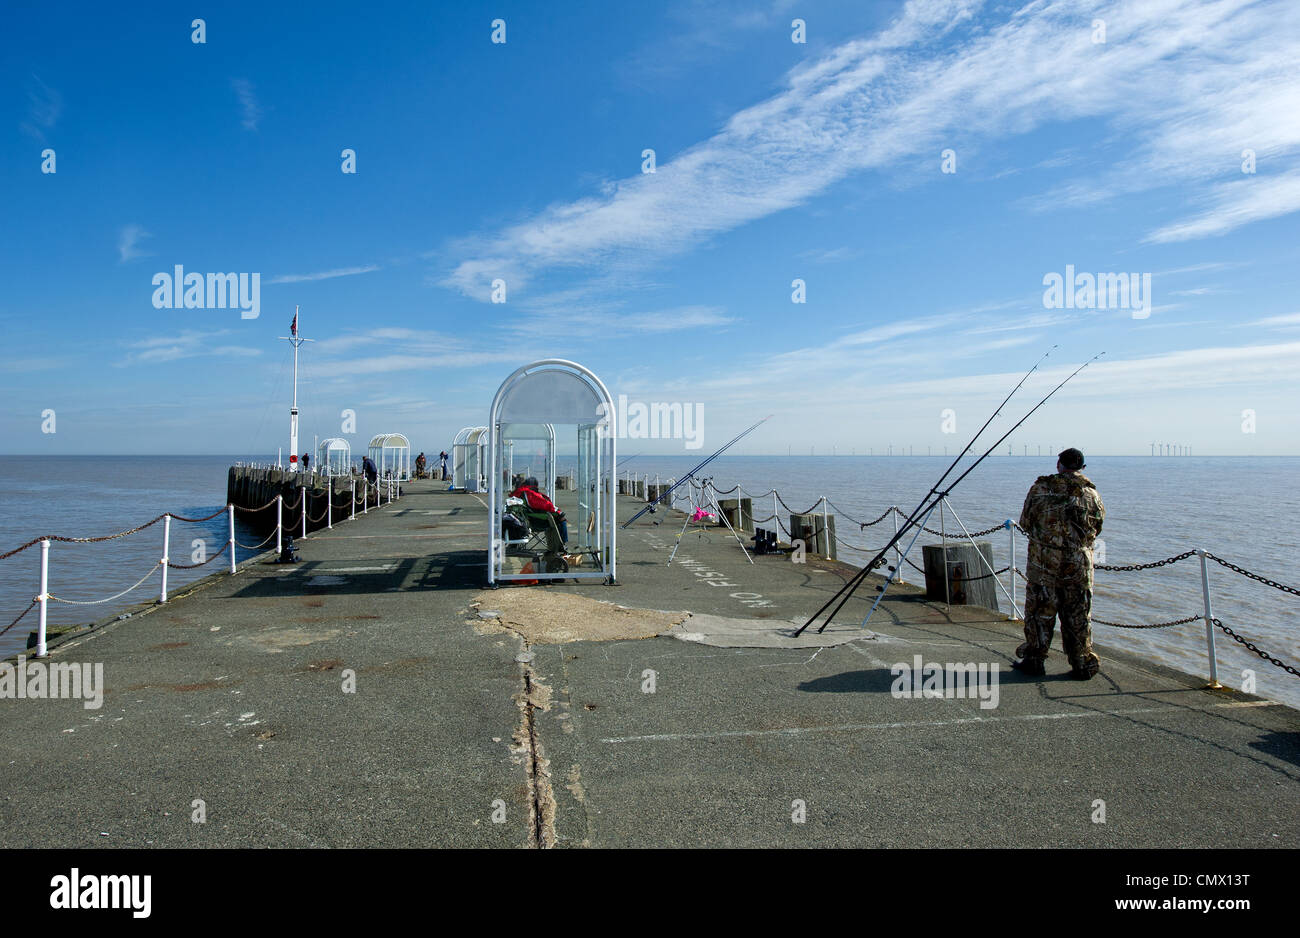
[267,265,380,285]
[20,75,61,142]
[1145,169,1300,243]
[231,79,263,131]
[117,224,151,262]
[1250,312,1300,328]
[441,0,1300,302]
[120,330,259,365]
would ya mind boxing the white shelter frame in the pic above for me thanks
[452,426,488,492]
[487,360,616,585]
[318,438,351,476]
[367,432,411,481]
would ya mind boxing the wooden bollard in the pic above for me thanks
[789,512,836,559]
[717,497,753,533]
[921,542,999,612]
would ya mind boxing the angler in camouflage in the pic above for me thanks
[1013,447,1106,679]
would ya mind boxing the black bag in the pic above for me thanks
[502,512,527,540]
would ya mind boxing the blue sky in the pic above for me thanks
[3,0,1298,457]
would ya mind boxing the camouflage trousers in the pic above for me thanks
[1017,581,1100,674]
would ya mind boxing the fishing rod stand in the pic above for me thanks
[669,477,753,565]
[934,493,1023,621]
[854,494,1022,632]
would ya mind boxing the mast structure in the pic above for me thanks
[278,305,314,473]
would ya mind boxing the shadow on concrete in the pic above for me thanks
[229,551,487,598]
[797,669,898,694]
[1249,731,1300,769]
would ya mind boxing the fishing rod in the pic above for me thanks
[794,351,1102,636]
[793,347,1056,635]
[621,415,772,528]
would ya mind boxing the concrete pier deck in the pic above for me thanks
[2,481,1296,848]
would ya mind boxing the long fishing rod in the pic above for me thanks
[621,415,772,528]
[794,351,1102,636]
[793,347,1056,635]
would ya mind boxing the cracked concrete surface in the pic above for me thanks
[4,480,1296,849]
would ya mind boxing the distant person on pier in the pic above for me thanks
[439,451,449,480]
[415,452,427,478]
[511,476,567,543]
[1013,448,1106,679]
[302,453,310,473]
[362,455,378,487]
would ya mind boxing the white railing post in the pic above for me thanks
[821,496,831,559]
[363,482,369,514]
[160,514,171,603]
[1198,548,1221,688]
[276,495,283,553]
[893,508,904,584]
[327,484,333,529]
[301,487,307,539]
[36,539,49,657]
[350,480,356,520]
[773,492,778,533]
[228,505,237,574]
[1007,520,1016,615]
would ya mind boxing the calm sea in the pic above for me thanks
[1,455,1297,709]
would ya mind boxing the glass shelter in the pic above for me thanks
[488,360,616,585]
[451,427,488,492]
[499,423,556,496]
[317,438,351,476]
[367,432,411,481]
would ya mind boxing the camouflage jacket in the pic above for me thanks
[1019,471,1105,589]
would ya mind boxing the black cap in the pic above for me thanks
[525,476,540,489]
[1058,448,1085,471]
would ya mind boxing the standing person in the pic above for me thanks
[1013,448,1106,679]
[439,450,449,481]
[362,455,378,487]
[302,453,310,473]
[415,452,427,478]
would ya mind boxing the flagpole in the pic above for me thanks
[279,305,313,474]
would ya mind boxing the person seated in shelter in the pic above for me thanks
[510,476,567,543]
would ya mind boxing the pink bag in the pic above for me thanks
[691,508,715,523]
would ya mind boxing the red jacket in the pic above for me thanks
[511,485,560,515]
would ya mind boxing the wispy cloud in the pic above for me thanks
[506,304,736,337]
[117,224,151,263]
[20,75,61,142]
[267,265,380,285]
[1250,312,1300,329]
[120,330,261,365]
[231,79,263,131]
[441,0,1300,303]
[1145,169,1300,243]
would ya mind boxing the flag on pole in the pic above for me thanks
[290,310,298,336]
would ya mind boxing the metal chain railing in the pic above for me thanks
[0,514,169,561]
[1093,614,1202,630]
[232,496,281,514]
[1213,617,1300,676]
[170,506,230,524]
[48,563,162,606]
[0,601,38,638]
[165,541,230,569]
[235,529,279,550]
[1205,553,1300,598]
